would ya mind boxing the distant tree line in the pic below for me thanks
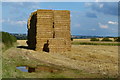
[72,35,103,39]
[10,33,27,40]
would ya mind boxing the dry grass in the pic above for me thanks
[17,40,27,46]
[73,39,91,42]
[62,45,118,76]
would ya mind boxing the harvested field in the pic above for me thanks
[73,38,115,42]
[2,40,118,78]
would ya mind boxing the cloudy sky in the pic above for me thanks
[2,2,118,36]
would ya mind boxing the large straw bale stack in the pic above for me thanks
[27,9,71,52]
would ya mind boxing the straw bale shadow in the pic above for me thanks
[17,46,35,50]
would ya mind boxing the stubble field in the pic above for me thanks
[2,39,118,78]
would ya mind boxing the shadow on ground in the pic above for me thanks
[17,46,35,50]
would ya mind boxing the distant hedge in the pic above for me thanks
[2,32,17,47]
[90,38,99,41]
[114,37,120,42]
[101,38,112,42]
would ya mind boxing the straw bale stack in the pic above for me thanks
[27,9,71,52]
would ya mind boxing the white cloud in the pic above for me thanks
[16,20,27,25]
[16,2,24,6]
[95,0,99,2]
[99,4,104,8]
[86,2,104,8]
[0,19,5,23]
[111,28,118,33]
[19,2,23,6]
[75,24,80,27]
[3,18,27,26]
[99,23,108,29]
[31,5,40,9]
[85,3,92,7]
[108,21,118,25]
[90,28,96,31]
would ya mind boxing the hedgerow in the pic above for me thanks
[1,32,17,50]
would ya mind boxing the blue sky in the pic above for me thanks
[1,2,118,36]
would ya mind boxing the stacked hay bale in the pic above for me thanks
[27,9,71,53]
[36,10,54,51]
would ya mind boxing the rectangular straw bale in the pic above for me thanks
[54,24,69,30]
[37,10,53,15]
[36,38,48,42]
[36,31,53,34]
[49,38,65,45]
[49,38,66,52]
[37,25,53,29]
[37,28,53,31]
[37,21,53,25]
[36,34,53,38]
[54,30,70,39]
[54,10,70,20]
[36,38,50,51]
[54,20,70,23]
[54,10,70,16]
[37,18,53,23]
[37,15,53,18]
